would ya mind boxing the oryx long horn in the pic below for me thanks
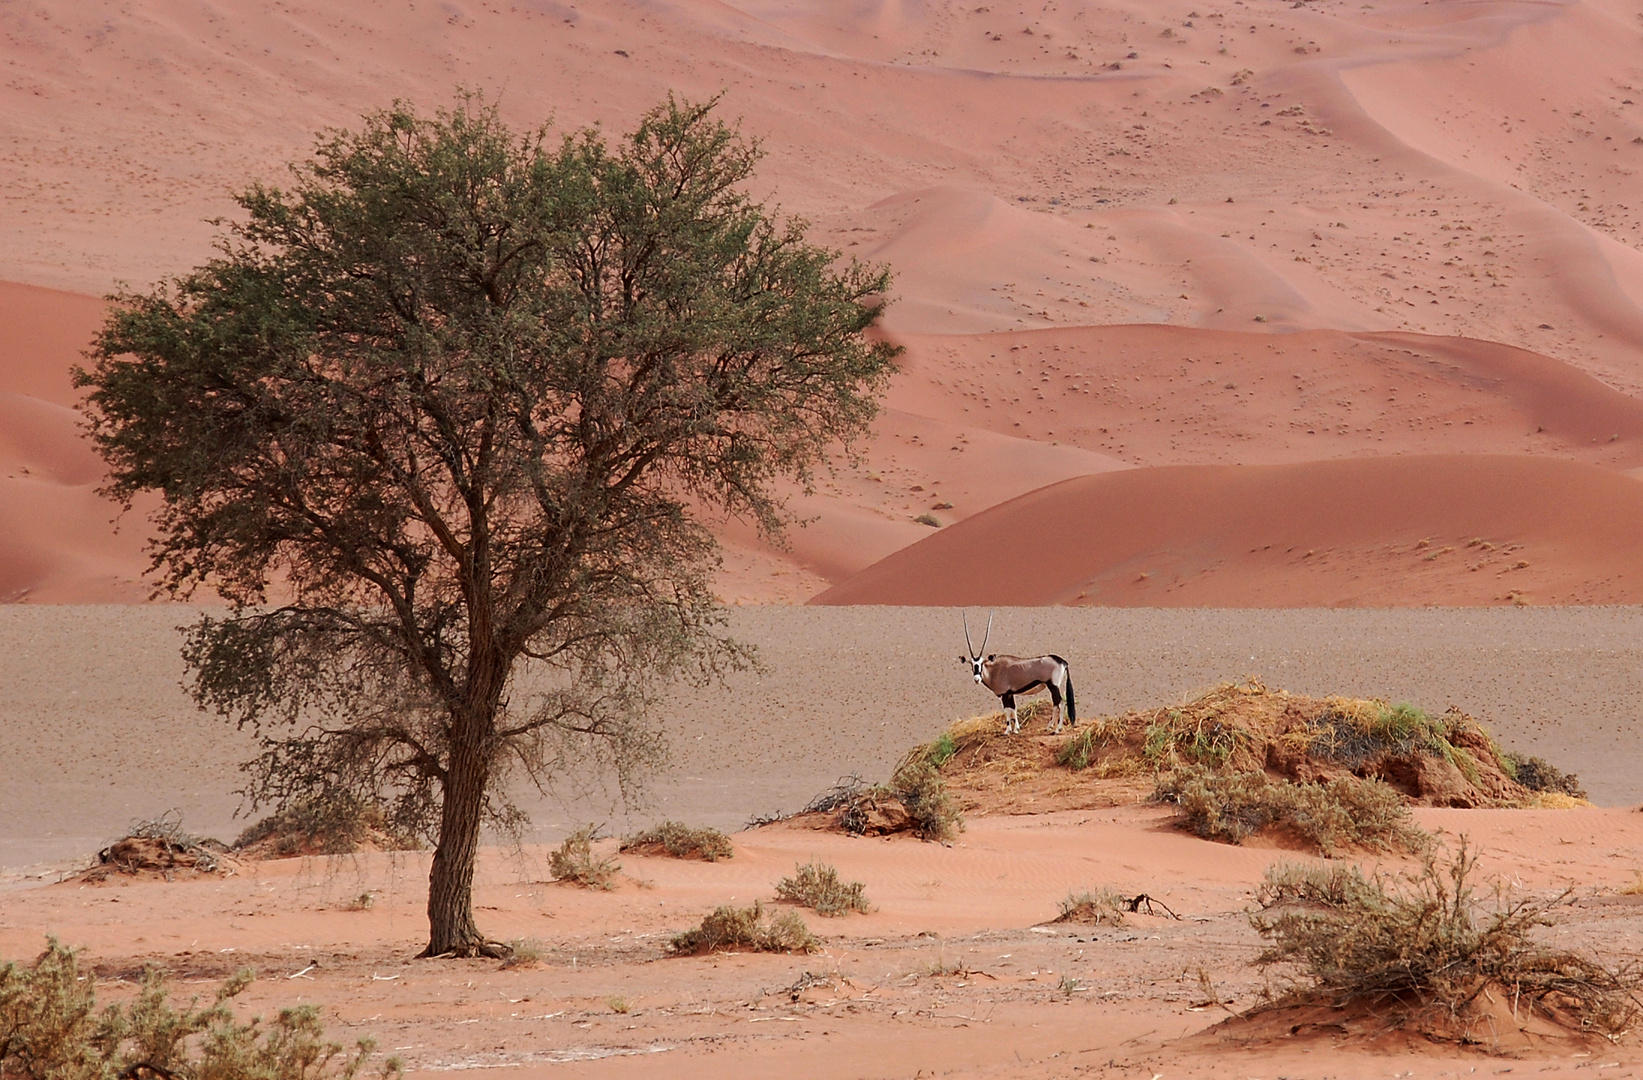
[980,609,993,655]
[963,611,976,658]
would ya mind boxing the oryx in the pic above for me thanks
[960,610,1076,735]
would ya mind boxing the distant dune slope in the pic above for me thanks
[812,456,1643,607]
[0,283,150,603]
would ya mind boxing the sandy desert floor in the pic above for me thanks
[8,1,1643,1076]
[6,607,1643,1077]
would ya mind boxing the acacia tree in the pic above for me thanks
[77,96,897,957]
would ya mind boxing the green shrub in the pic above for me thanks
[775,862,869,916]
[1155,766,1427,856]
[667,902,819,956]
[618,822,733,862]
[1503,752,1587,799]
[1252,843,1642,1034]
[889,759,963,841]
[0,939,398,1080]
[548,826,620,889]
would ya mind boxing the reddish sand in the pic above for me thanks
[813,454,1643,607]
[6,806,1643,1079]
[3,0,1643,603]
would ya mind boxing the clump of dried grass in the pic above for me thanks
[0,938,400,1080]
[1054,888,1130,926]
[234,794,418,857]
[549,826,620,889]
[775,862,870,916]
[1252,843,1643,1036]
[619,822,733,862]
[1155,766,1427,856]
[667,902,820,956]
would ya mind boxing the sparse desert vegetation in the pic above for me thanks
[775,862,870,916]
[1154,766,1429,856]
[619,821,734,862]
[0,939,399,1080]
[667,902,820,956]
[1249,843,1643,1040]
[548,826,620,890]
[233,794,420,858]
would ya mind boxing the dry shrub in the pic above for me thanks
[1252,843,1643,1036]
[1156,766,1427,856]
[88,812,231,879]
[1054,888,1130,926]
[667,902,819,956]
[548,826,620,889]
[889,758,963,841]
[0,938,399,1080]
[775,862,869,916]
[619,822,733,862]
[1503,752,1587,799]
[234,794,419,858]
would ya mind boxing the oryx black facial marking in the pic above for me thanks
[960,610,1077,735]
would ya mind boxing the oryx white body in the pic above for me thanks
[961,612,1077,734]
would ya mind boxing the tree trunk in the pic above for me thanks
[419,735,502,958]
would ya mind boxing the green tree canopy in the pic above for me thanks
[77,94,897,957]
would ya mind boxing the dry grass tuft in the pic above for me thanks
[888,757,964,841]
[549,825,620,889]
[235,794,419,857]
[0,938,399,1080]
[1156,766,1428,856]
[667,901,820,956]
[1252,843,1643,1036]
[1054,888,1130,926]
[619,821,734,862]
[775,862,870,916]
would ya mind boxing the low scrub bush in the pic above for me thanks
[1503,752,1587,800]
[775,862,870,916]
[618,822,733,862]
[1054,888,1130,926]
[1252,844,1643,1034]
[667,902,820,956]
[889,758,963,841]
[1155,766,1427,856]
[234,793,418,857]
[548,826,620,889]
[0,938,398,1080]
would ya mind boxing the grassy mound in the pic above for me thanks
[234,794,420,858]
[1053,888,1131,927]
[775,862,870,916]
[668,902,820,956]
[786,754,964,842]
[619,822,733,862]
[1248,844,1642,1041]
[916,682,1583,818]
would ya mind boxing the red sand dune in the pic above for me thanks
[3,0,1643,604]
[813,455,1643,607]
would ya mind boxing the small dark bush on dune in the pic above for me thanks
[667,902,819,956]
[1503,752,1587,800]
[1252,843,1643,1036]
[1156,766,1427,856]
[619,822,733,862]
[549,826,620,889]
[0,938,399,1080]
[775,862,870,916]
[888,757,964,841]
[234,793,419,857]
